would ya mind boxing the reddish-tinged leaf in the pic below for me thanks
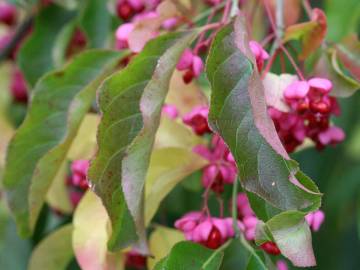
[206,16,321,267]
[284,8,327,60]
[314,48,360,97]
[336,35,360,81]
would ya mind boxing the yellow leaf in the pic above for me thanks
[155,117,205,149]
[46,161,72,214]
[73,191,124,270]
[166,71,208,116]
[29,225,74,270]
[145,147,207,225]
[147,226,185,269]
[68,113,99,160]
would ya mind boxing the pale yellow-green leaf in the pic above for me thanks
[73,191,124,270]
[145,147,207,225]
[0,63,13,173]
[0,116,13,173]
[154,117,205,149]
[0,63,11,113]
[28,225,74,270]
[46,113,99,214]
[166,70,208,116]
[147,226,185,269]
[68,113,99,160]
[46,161,72,214]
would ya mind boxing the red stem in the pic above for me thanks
[221,0,232,24]
[261,33,275,47]
[302,0,313,18]
[263,0,305,79]
[261,49,279,79]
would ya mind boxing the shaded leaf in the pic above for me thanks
[147,226,185,269]
[53,20,77,68]
[52,0,78,10]
[205,16,321,266]
[3,50,122,237]
[145,147,207,225]
[0,201,31,270]
[88,30,199,252]
[18,4,75,86]
[336,35,360,81]
[153,241,224,270]
[73,191,124,270]
[221,237,269,270]
[314,48,360,97]
[79,0,111,48]
[28,225,74,270]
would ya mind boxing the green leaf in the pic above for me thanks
[52,0,78,9]
[314,49,360,97]
[221,237,269,270]
[145,147,207,226]
[3,50,122,237]
[73,191,124,270]
[28,225,74,270]
[325,0,360,41]
[147,226,185,269]
[18,5,76,86]
[53,20,77,68]
[88,30,199,252]
[79,0,111,48]
[0,201,31,270]
[153,241,224,270]
[206,16,321,267]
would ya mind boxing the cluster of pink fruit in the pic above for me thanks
[269,78,344,153]
[66,159,89,207]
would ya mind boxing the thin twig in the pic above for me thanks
[192,1,226,25]
[302,0,313,18]
[221,0,232,24]
[263,0,304,79]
